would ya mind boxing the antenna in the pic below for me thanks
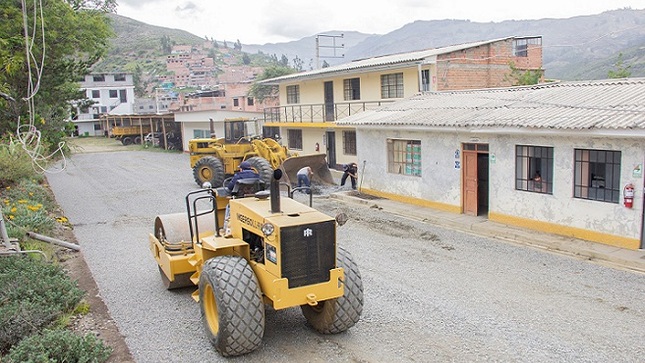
[315,34,344,69]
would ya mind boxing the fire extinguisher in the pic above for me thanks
[623,183,635,208]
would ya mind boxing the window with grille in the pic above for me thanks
[343,131,356,155]
[513,39,528,57]
[381,73,404,99]
[574,149,621,203]
[343,78,361,101]
[515,145,553,194]
[286,85,300,104]
[387,139,421,176]
[288,129,302,150]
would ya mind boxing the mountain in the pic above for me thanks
[98,8,645,89]
[246,8,645,80]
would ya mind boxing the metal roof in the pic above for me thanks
[259,37,516,84]
[336,78,645,131]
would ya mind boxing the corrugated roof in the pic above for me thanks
[336,78,645,131]
[259,37,515,84]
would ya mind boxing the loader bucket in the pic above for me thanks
[281,154,336,186]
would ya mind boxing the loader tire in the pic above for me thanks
[193,156,225,187]
[301,246,364,334]
[199,256,265,357]
[245,156,273,186]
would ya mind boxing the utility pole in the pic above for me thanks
[315,34,345,69]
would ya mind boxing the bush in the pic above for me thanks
[2,178,55,240]
[5,329,112,363]
[0,256,84,353]
[0,138,37,189]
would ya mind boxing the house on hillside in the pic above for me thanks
[72,73,135,136]
[258,36,543,169]
[338,78,645,250]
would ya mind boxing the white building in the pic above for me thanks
[339,78,645,250]
[72,73,135,136]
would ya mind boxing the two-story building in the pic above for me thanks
[72,73,135,136]
[259,36,543,169]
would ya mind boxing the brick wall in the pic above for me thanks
[436,38,543,91]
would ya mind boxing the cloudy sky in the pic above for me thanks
[116,0,645,44]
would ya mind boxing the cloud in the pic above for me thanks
[175,1,200,17]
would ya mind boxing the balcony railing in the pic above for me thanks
[263,100,393,123]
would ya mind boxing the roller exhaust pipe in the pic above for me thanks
[270,169,282,213]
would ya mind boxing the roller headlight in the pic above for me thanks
[261,223,275,236]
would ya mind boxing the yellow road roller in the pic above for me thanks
[149,169,363,356]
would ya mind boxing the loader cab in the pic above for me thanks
[224,118,260,143]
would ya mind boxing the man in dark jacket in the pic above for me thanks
[341,162,358,190]
[223,161,259,236]
[227,161,259,191]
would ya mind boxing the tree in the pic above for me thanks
[279,54,289,67]
[0,0,114,152]
[242,53,251,65]
[504,62,542,86]
[160,35,174,54]
[607,53,632,79]
[248,65,295,103]
[234,39,242,51]
[292,56,304,72]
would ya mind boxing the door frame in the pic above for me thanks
[462,143,489,216]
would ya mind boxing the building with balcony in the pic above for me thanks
[258,36,543,169]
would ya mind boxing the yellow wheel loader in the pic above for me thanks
[149,170,363,356]
[189,118,334,188]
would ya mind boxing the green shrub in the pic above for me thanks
[0,256,84,353]
[0,138,38,189]
[2,178,56,239]
[5,329,112,363]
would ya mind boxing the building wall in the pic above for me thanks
[436,39,542,91]
[357,128,642,249]
[280,65,435,106]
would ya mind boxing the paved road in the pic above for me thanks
[47,150,645,363]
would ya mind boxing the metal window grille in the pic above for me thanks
[515,145,554,194]
[574,149,621,203]
[380,73,404,99]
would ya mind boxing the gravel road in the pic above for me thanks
[46,148,645,363]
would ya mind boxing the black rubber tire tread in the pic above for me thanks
[134,136,142,144]
[121,136,133,145]
[193,156,225,187]
[244,156,273,187]
[199,256,265,357]
[301,246,364,334]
